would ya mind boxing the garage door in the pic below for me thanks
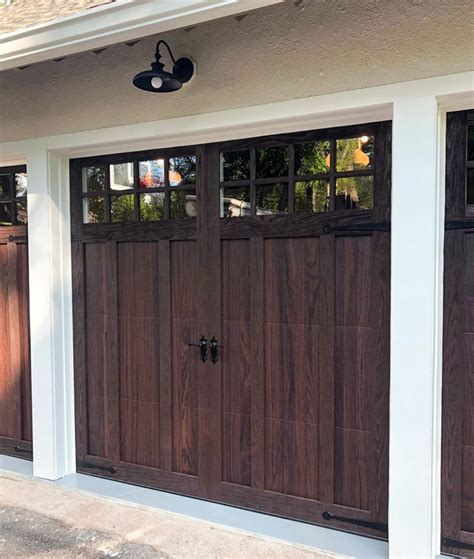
[442,109,474,556]
[71,122,391,538]
[0,165,32,459]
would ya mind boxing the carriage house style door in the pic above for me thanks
[0,166,32,459]
[71,121,391,539]
[442,109,474,556]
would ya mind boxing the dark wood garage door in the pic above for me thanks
[0,165,32,459]
[442,109,474,557]
[71,121,391,539]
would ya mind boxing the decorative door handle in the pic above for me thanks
[209,337,224,364]
[188,335,207,363]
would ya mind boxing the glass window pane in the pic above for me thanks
[336,176,374,210]
[467,168,474,205]
[15,173,27,197]
[15,200,27,225]
[295,180,330,213]
[82,166,106,193]
[256,183,288,214]
[0,202,13,225]
[139,192,165,221]
[0,174,12,198]
[256,146,289,178]
[170,191,197,219]
[336,135,374,171]
[110,162,134,191]
[111,194,135,222]
[220,186,251,217]
[220,151,250,182]
[169,156,196,186]
[82,197,105,224]
[295,141,330,175]
[139,159,165,188]
[468,126,474,161]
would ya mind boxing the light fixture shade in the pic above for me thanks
[133,62,182,93]
[132,40,195,93]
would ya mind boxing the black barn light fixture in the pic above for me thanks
[133,40,195,93]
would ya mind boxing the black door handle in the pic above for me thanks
[209,337,224,364]
[188,335,207,363]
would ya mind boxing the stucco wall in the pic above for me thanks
[1,0,472,143]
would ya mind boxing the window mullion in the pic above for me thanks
[329,138,336,211]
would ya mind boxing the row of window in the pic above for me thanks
[81,136,376,224]
[3,126,472,227]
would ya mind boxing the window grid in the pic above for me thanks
[81,154,197,224]
[219,134,376,218]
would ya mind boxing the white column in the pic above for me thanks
[389,96,443,558]
[27,147,76,480]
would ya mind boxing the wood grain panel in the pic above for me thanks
[264,322,319,423]
[120,398,160,469]
[334,427,370,510]
[335,236,373,327]
[264,417,319,500]
[334,326,374,431]
[0,236,31,454]
[223,412,251,486]
[264,238,319,325]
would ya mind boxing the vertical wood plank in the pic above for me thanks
[104,240,120,461]
[318,234,335,504]
[72,242,88,458]
[158,239,172,471]
[250,236,264,489]
[368,231,390,522]
[442,229,464,538]
[6,242,22,441]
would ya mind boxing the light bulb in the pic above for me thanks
[151,77,163,89]
[360,135,369,144]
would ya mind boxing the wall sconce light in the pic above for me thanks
[133,40,195,93]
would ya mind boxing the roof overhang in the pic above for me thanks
[0,0,283,71]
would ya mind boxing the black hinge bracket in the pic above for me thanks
[322,511,388,533]
[14,445,32,455]
[442,536,474,551]
[323,222,390,234]
[8,235,28,242]
[77,461,117,474]
[445,220,474,231]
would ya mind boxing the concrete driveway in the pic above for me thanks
[0,471,339,558]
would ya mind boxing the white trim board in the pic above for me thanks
[0,457,387,558]
[0,0,283,71]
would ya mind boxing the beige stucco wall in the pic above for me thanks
[1,0,473,143]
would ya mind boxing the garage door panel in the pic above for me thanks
[119,315,160,404]
[334,427,370,510]
[335,236,373,328]
[264,322,319,423]
[120,398,161,469]
[335,326,374,432]
[223,411,251,487]
[264,416,319,501]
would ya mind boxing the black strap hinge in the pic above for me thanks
[442,536,474,551]
[8,235,28,242]
[14,445,32,455]
[77,460,116,474]
[445,220,474,231]
[323,222,390,234]
[322,511,388,533]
